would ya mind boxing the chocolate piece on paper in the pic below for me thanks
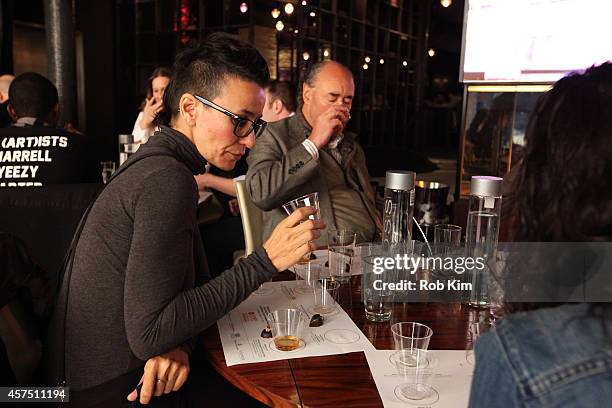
[309,314,324,327]
[260,325,273,338]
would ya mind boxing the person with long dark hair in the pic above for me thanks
[469,63,612,407]
[131,67,172,146]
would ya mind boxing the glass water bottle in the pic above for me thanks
[382,170,416,252]
[465,176,503,308]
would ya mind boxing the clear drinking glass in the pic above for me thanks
[353,242,383,294]
[293,262,322,294]
[432,224,462,278]
[283,193,321,287]
[434,224,462,249]
[282,192,321,222]
[100,161,116,184]
[353,242,383,275]
[465,320,492,365]
[327,229,356,282]
[267,309,305,352]
[362,254,395,322]
[312,278,340,315]
[391,349,437,401]
[391,322,433,366]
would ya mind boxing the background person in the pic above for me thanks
[261,80,296,122]
[469,62,612,407]
[0,74,15,128]
[131,67,172,146]
[247,61,380,245]
[0,72,99,187]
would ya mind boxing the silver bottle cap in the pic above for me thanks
[470,176,503,197]
[385,170,416,191]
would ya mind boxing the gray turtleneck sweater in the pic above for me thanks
[47,127,277,390]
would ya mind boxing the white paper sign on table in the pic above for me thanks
[218,280,375,366]
[365,350,474,408]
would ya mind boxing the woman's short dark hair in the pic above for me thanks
[156,32,270,126]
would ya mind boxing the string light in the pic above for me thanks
[303,51,310,61]
[440,0,452,7]
[294,29,299,34]
[240,2,248,13]
[364,56,371,63]
[428,48,436,57]
[271,8,280,19]
[302,0,307,4]
[310,11,316,17]
[323,49,330,57]
[363,63,369,70]
[402,60,408,66]
[276,20,284,31]
[379,58,385,64]
[284,3,294,15]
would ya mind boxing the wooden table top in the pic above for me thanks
[200,273,488,407]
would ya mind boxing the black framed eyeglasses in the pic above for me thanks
[193,94,267,138]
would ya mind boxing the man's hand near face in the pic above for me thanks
[307,105,350,150]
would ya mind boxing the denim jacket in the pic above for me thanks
[469,304,612,407]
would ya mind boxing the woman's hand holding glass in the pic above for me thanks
[263,206,325,272]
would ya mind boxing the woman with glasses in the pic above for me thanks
[46,32,325,407]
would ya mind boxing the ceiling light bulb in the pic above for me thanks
[276,20,284,31]
[271,8,280,19]
[284,3,294,15]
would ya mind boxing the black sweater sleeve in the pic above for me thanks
[123,167,276,360]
